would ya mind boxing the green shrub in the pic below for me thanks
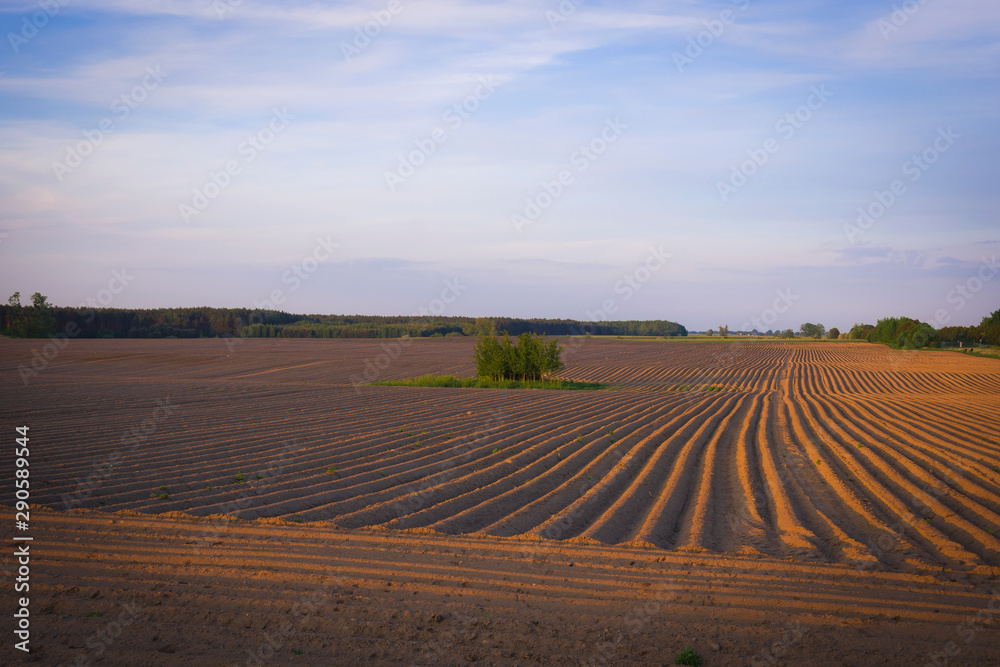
[474,332,564,381]
[675,647,702,666]
[849,322,874,339]
[867,316,939,349]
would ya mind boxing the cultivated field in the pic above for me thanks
[2,337,1000,665]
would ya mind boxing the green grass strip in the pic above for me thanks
[370,374,609,390]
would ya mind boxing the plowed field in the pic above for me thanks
[2,337,1000,665]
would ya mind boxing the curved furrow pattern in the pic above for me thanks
[4,338,1000,575]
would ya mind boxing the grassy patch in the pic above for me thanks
[371,374,607,390]
[675,647,702,666]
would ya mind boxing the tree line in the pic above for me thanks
[0,295,688,340]
[844,310,1000,349]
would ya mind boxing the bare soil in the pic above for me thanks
[2,337,999,665]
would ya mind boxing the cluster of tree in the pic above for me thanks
[776,329,796,339]
[799,322,827,339]
[2,292,55,338]
[474,332,564,381]
[848,323,874,339]
[0,296,688,340]
[866,316,940,349]
[843,311,1000,349]
[938,310,1000,346]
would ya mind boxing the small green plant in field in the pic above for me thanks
[557,453,562,460]
[159,485,168,491]
[993,466,1000,473]
[816,459,822,465]
[587,476,593,480]
[399,427,405,432]
[234,472,245,484]
[856,442,864,449]
[292,649,303,655]
[149,493,156,498]
[675,646,702,666]
[379,471,386,477]
[256,473,263,480]
[492,448,499,454]
[326,466,336,475]
[293,516,303,523]
[576,435,583,443]
[86,611,104,618]
[207,486,214,490]
[159,493,170,500]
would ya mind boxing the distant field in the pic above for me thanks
[3,337,999,574]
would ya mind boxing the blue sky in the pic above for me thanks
[1,0,997,331]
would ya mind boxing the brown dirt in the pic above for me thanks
[2,337,1000,665]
